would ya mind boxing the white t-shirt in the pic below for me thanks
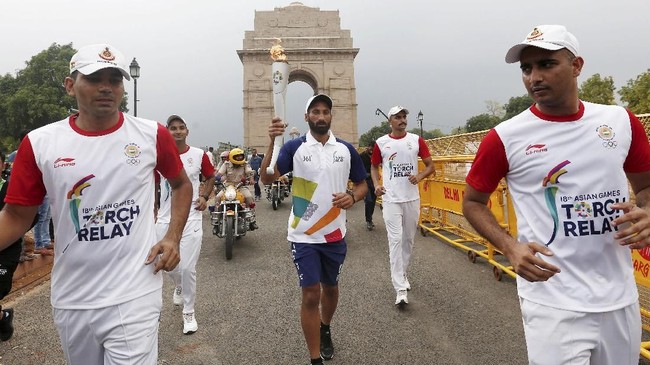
[372,132,430,203]
[158,146,215,223]
[467,102,650,312]
[276,132,366,243]
[7,113,183,309]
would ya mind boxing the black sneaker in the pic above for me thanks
[320,327,334,360]
[0,308,14,341]
[249,222,258,231]
[366,221,374,231]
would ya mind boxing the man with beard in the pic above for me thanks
[371,106,435,307]
[260,94,367,365]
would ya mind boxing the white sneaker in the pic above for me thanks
[395,289,408,306]
[172,286,182,306]
[183,313,198,334]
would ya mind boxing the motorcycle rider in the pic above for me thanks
[216,150,229,172]
[215,148,258,230]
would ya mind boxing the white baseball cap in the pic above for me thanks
[505,25,579,64]
[305,94,333,113]
[387,106,409,119]
[70,44,131,80]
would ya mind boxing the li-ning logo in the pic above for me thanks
[541,160,571,246]
[54,157,76,168]
[525,144,548,155]
[99,47,116,61]
[596,124,618,149]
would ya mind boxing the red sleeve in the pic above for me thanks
[371,143,382,166]
[5,136,46,206]
[417,137,431,159]
[155,123,183,179]
[465,129,509,193]
[200,152,216,178]
[623,110,650,173]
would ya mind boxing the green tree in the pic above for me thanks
[619,69,650,114]
[579,73,616,105]
[485,100,505,118]
[450,126,466,135]
[502,94,534,120]
[1,43,77,138]
[465,113,500,133]
[406,128,445,140]
[359,121,391,146]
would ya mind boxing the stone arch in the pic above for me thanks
[288,69,318,94]
[237,2,360,150]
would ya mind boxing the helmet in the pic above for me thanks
[220,151,229,160]
[229,148,246,165]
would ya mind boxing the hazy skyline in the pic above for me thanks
[1,0,649,148]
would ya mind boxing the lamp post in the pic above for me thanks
[129,58,140,116]
[416,110,424,137]
[375,108,389,120]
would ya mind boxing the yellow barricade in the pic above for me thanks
[417,156,517,281]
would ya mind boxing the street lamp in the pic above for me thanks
[129,58,140,116]
[375,108,388,120]
[416,111,424,137]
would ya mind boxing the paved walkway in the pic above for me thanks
[1,200,648,364]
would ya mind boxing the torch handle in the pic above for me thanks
[266,139,282,175]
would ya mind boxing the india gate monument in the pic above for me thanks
[237,2,360,149]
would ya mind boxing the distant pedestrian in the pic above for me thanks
[249,148,263,201]
[359,140,377,230]
[371,106,435,307]
[156,114,215,335]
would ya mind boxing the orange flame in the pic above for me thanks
[270,38,287,62]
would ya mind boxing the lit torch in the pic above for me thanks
[267,38,289,175]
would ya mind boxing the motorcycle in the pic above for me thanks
[210,180,257,260]
[265,176,290,210]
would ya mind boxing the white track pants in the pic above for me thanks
[54,289,161,365]
[156,219,203,314]
[520,298,641,365]
[382,200,420,291]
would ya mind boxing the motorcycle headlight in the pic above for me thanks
[225,188,237,201]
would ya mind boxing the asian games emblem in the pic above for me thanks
[272,70,284,86]
[574,201,593,218]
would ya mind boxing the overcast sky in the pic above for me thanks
[1,0,649,148]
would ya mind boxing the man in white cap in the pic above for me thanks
[156,114,215,335]
[0,44,192,364]
[260,94,367,365]
[370,106,434,307]
[463,25,650,364]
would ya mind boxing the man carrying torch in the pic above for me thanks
[260,67,368,364]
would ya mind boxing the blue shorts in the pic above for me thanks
[290,240,347,287]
